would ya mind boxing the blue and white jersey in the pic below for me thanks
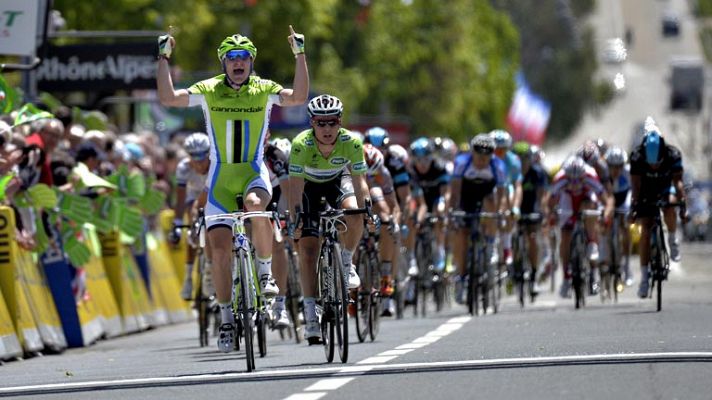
[454,153,506,211]
[497,150,523,186]
[611,166,632,209]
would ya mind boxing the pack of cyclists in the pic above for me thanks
[158,30,689,355]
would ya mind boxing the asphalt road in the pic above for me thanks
[1,241,711,400]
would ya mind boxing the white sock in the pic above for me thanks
[503,233,512,249]
[219,302,234,325]
[303,297,317,321]
[341,248,354,269]
[273,296,286,311]
[257,256,272,277]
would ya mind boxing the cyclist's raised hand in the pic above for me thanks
[158,32,176,60]
[287,25,305,56]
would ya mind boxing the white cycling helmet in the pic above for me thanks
[363,143,384,175]
[563,156,587,179]
[273,137,292,158]
[604,146,627,166]
[307,94,343,117]
[184,132,211,156]
[490,129,513,149]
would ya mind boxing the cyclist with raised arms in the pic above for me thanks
[449,134,506,304]
[288,94,371,342]
[170,133,212,300]
[491,129,522,267]
[157,27,309,352]
[630,118,687,298]
[409,137,451,272]
[363,143,402,316]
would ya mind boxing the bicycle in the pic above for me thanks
[202,196,281,372]
[272,211,303,344]
[174,209,216,348]
[601,209,628,303]
[566,209,601,309]
[511,213,542,308]
[355,216,382,343]
[451,210,500,316]
[298,201,371,363]
[412,214,445,317]
[638,200,683,311]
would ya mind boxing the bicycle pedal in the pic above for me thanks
[307,337,322,346]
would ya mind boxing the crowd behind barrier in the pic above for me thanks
[0,97,195,362]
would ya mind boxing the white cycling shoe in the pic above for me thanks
[344,265,361,289]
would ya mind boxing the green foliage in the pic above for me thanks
[700,27,712,63]
[696,0,712,17]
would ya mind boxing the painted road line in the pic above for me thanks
[357,355,398,365]
[378,349,414,356]
[284,393,327,400]
[412,336,441,344]
[304,378,355,391]
[395,342,428,350]
[3,352,712,396]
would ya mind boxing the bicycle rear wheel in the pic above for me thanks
[369,257,382,341]
[196,255,209,347]
[286,249,302,344]
[651,226,664,312]
[257,309,267,358]
[571,232,585,309]
[467,246,477,316]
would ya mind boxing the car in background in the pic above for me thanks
[602,38,627,63]
[662,11,680,37]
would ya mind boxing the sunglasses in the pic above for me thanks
[473,146,493,155]
[225,49,252,61]
[314,119,340,127]
[189,152,209,161]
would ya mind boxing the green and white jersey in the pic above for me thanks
[188,74,283,165]
[289,128,367,183]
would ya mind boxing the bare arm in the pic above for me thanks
[157,58,190,107]
[288,176,305,219]
[352,174,371,208]
[174,185,187,221]
[279,53,309,106]
[449,178,462,211]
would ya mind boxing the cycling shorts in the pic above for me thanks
[300,173,355,238]
[206,161,272,229]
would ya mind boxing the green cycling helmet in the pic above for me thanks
[217,34,257,61]
[512,141,530,157]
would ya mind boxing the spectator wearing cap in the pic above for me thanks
[24,118,64,186]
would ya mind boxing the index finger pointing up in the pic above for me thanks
[289,25,296,35]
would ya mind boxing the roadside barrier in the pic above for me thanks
[147,233,192,323]
[83,224,123,338]
[159,210,188,284]
[0,285,22,360]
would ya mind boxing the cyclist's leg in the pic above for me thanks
[337,175,363,288]
[372,186,395,295]
[619,191,633,285]
[526,223,540,293]
[557,193,575,297]
[637,215,654,297]
[452,224,469,304]
[245,162,278,296]
[500,184,515,265]
[664,191,680,261]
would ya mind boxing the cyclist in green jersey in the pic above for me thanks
[288,94,372,342]
[157,26,309,353]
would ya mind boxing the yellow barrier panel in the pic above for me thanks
[16,249,67,352]
[84,225,123,338]
[120,251,160,326]
[0,285,22,360]
[159,210,188,283]
[147,233,191,324]
[0,207,43,353]
[100,230,149,333]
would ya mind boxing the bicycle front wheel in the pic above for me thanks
[333,244,349,363]
[238,251,256,372]
[354,248,369,343]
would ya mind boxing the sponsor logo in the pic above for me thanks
[305,139,314,146]
[330,157,347,165]
[340,134,351,142]
[289,165,304,173]
[210,106,264,113]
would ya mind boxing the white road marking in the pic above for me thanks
[447,316,472,324]
[378,349,414,356]
[357,356,398,364]
[304,378,355,391]
[395,343,428,350]
[412,336,441,344]
[3,352,711,396]
[284,393,327,400]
